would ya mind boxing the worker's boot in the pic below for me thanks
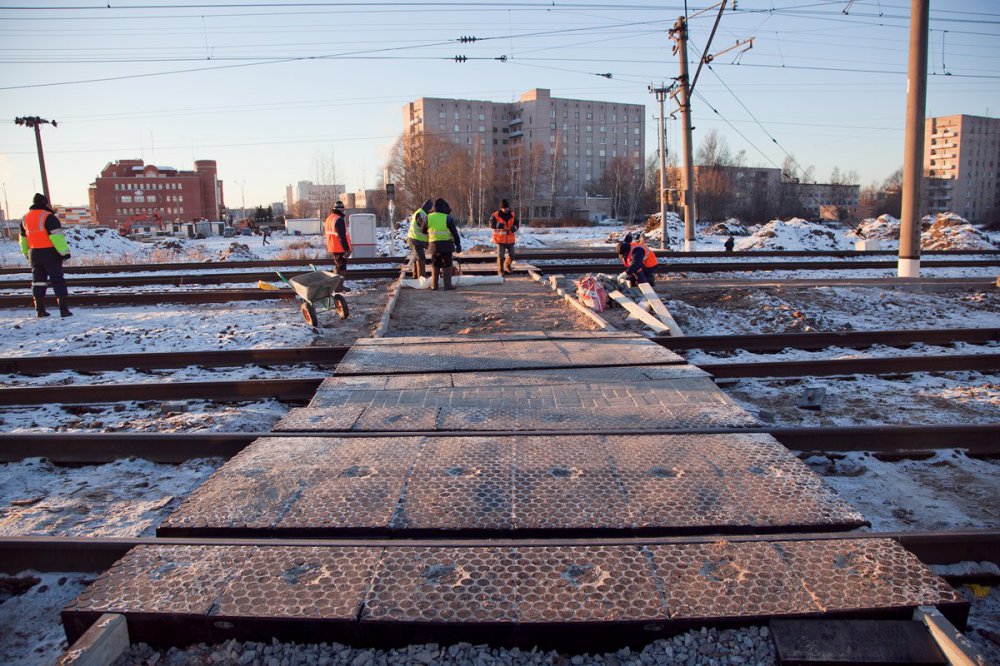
[57,297,73,317]
[503,256,514,274]
[415,255,426,280]
[33,299,50,318]
[443,268,454,291]
[497,257,504,277]
[430,266,439,291]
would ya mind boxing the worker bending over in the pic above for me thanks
[489,199,519,276]
[407,198,433,279]
[20,193,72,317]
[616,237,658,288]
[419,198,462,291]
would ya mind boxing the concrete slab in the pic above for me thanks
[333,337,683,375]
[159,434,864,537]
[62,539,968,649]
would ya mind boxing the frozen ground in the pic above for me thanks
[0,363,329,388]
[0,571,95,666]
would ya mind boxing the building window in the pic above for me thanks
[633,128,640,135]
[147,196,156,203]
[586,112,593,119]
[633,139,639,146]
[454,124,460,132]
[121,196,132,203]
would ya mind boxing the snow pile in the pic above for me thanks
[62,226,147,260]
[849,214,901,241]
[735,217,843,251]
[642,211,684,243]
[705,218,749,236]
[921,213,998,251]
[216,242,258,261]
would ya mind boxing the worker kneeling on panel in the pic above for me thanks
[419,198,462,291]
[616,237,658,288]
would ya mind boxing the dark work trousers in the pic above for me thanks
[626,268,656,288]
[408,238,428,276]
[431,251,453,269]
[332,253,348,275]
[496,242,515,263]
[30,248,68,301]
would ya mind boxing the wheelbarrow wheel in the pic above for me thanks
[301,302,319,328]
[334,294,349,320]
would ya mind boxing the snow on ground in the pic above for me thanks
[1,457,221,536]
[736,218,844,252]
[683,341,1000,366]
[660,286,1000,336]
[848,213,999,252]
[0,364,329,388]
[1,398,292,433]
[0,571,95,666]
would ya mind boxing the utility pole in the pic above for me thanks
[669,18,697,252]
[649,84,672,250]
[1,182,9,222]
[14,116,57,201]
[899,0,929,278]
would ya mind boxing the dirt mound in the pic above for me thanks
[736,218,841,251]
[642,211,684,243]
[705,218,749,236]
[217,242,258,261]
[921,213,997,250]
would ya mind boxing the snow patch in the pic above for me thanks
[736,218,843,251]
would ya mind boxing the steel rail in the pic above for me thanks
[2,425,997,464]
[0,258,996,291]
[0,290,294,307]
[0,345,350,374]
[700,353,1000,379]
[2,248,997,276]
[1,530,996,574]
[655,328,1000,352]
[3,354,997,405]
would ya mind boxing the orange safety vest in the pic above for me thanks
[324,213,351,254]
[22,209,55,249]
[622,241,657,269]
[491,211,516,244]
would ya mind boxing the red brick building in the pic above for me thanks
[88,159,225,229]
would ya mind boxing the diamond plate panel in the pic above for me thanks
[648,541,818,619]
[64,545,253,616]
[609,434,865,531]
[352,405,440,431]
[362,547,518,623]
[214,546,380,620]
[551,338,682,366]
[273,405,364,432]
[391,437,513,531]
[514,546,665,623]
[277,438,422,530]
[513,436,630,530]
[448,365,708,387]
[774,538,965,613]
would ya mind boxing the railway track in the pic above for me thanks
[3,352,997,405]
[2,531,996,580]
[1,328,996,375]
[2,424,998,464]
[2,248,996,276]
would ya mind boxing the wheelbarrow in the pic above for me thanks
[274,267,349,328]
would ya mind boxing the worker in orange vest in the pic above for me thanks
[489,199,519,276]
[323,201,351,290]
[19,193,72,317]
[616,237,658,288]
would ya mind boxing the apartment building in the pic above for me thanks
[89,159,224,228]
[924,114,1000,223]
[285,181,345,217]
[404,88,645,218]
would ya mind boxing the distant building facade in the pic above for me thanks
[404,88,645,218]
[89,159,224,228]
[924,114,1000,223]
[285,181,345,217]
[54,205,94,226]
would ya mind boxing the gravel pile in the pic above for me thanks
[115,626,776,665]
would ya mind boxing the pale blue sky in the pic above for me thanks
[1,0,997,216]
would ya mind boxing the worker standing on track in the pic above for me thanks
[489,199,519,277]
[616,237,658,288]
[419,198,462,291]
[324,201,351,291]
[407,198,433,280]
[19,193,72,318]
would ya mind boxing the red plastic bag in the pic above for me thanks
[576,275,607,312]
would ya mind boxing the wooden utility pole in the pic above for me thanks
[14,116,57,201]
[670,18,697,252]
[649,84,671,249]
[899,0,929,278]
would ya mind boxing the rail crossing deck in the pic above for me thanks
[61,333,968,649]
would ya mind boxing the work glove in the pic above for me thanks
[617,271,628,281]
[61,253,71,261]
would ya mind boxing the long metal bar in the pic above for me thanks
[0,377,323,405]
[0,290,295,307]
[1,530,996,574]
[2,425,997,464]
[656,327,1000,352]
[701,353,1000,379]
